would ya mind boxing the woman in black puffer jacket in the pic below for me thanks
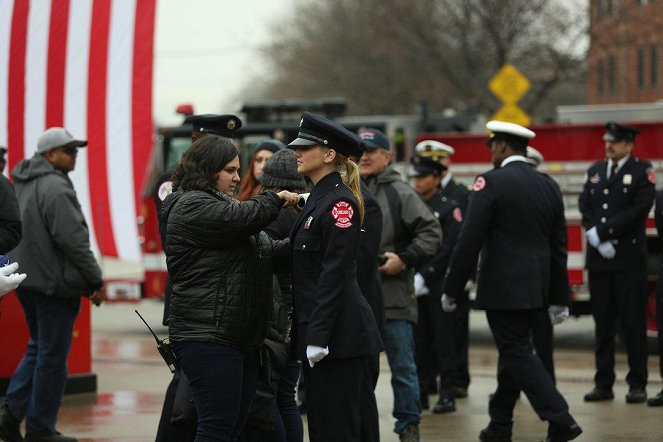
[161,135,299,442]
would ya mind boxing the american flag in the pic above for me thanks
[0,0,156,263]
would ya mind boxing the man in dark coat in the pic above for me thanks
[650,190,663,407]
[442,121,581,442]
[0,171,21,254]
[578,121,655,404]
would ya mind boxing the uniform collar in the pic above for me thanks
[310,171,342,200]
[441,173,453,188]
[500,155,527,168]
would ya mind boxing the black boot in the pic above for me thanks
[0,403,23,442]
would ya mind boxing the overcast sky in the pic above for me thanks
[153,0,295,126]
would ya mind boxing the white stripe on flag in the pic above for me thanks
[65,0,99,258]
[0,0,13,155]
[24,1,51,158]
[107,0,140,262]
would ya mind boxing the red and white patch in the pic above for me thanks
[473,176,486,192]
[453,207,463,222]
[331,201,354,228]
[648,169,657,184]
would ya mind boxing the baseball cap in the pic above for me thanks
[37,127,87,154]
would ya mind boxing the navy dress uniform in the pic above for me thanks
[289,112,383,442]
[578,121,654,403]
[410,156,465,414]
[443,121,580,442]
[650,191,663,406]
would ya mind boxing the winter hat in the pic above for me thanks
[255,139,286,155]
[257,150,306,190]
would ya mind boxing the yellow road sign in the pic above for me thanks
[491,103,531,126]
[489,63,531,104]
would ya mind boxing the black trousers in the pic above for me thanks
[486,310,575,434]
[654,263,663,382]
[361,353,380,442]
[531,309,555,383]
[302,355,377,442]
[588,270,648,390]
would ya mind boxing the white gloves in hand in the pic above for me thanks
[548,305,570,325]
[441,294,457,312]
[0,262,27,296]
[597,241,616,259]
[586,227,600,248]
[306,345,329,367]
[414,273,429,297]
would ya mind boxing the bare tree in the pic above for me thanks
[253,0,588,121]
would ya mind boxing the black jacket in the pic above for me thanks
[162,188,289,350]
[0,175,21,254]
[441,176,471,212]
[444,158,570,310]
[578,156,655,272]
[291,172,383,359]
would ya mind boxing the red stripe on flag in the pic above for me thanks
[7,0,29,175]
[45,0,70,128]
[131,0,156,217]
[87,0,117,257]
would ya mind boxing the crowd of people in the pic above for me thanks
[1,113,663,442]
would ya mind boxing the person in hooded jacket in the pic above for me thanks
[161,135,298,442]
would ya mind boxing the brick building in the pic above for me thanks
[588,0,663,104]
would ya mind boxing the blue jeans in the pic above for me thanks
[173,340,258,442]
[4,289,81,435]
[382,319,421,433]
[273,358,303,442]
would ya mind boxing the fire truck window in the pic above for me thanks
[166,137,191,169]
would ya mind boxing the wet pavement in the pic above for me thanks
[35,301,663,440]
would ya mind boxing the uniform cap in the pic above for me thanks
[410,155,447,178]
[415,140,455,159]
[288,111,363,158]
[525,146,544,168]
[358,128,390,150]
[486,120,535,148]
[256,149,307,190]
[37,127,87,154]
[184,114,242,137]
[255,139,286,155]
[603,121,640,142]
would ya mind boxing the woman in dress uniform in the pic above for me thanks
[288,112,383,442]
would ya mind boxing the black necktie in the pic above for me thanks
[610,163,617,178]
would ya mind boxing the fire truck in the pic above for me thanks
[416,120,663,337]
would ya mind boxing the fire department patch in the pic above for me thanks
[453,207,463,222]
[158,181,173,201]
[648,169,657,184]
[331,201,354,228]
[473,176,486,192]
[589,173,600,184]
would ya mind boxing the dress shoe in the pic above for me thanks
[0,403,23,442]
[583,387,614,402]
[479,427,511,442]
[625,387,647,404]
[543,423,582,442]
[432,397,456,414]
[24,432,77,442]
[647,390,663,406]
[398,424,420,442]
[454,387,468,398]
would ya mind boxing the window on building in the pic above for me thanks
[598,59,605,96]
[652,44,659,88]
[638,48,645,90]
[609,55,616,96]
[609,0,616,15]
[637,0,647,6]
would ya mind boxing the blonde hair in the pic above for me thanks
[334,153,365,223]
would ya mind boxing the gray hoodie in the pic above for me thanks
[10,154,102,297]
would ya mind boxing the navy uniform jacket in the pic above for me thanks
[655,191,663,250]
[578,156,655,273]
[418,190,463,295]
[444,159,570,310]
[441,177,470,212]
[290,171,383,360]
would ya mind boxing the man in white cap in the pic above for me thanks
[442,121,581,442]
[0,127,104,442]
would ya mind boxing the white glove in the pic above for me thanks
[597,241,616,259]
[306,345,329,368]
[0,262,27,296]
[586,227,600,248]
[441,294,457,312]
[414,273,429,297]
[548,305,569,325]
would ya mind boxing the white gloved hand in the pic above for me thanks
[597,241,616,259]
[586,227,600,248]
[414,273,429,297]
[306,345,329,368]
[548,305,570,325]
[441,294,457,312]
[0,262,27,296]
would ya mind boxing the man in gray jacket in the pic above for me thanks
[359,128,442,442]
[0,127,104,442]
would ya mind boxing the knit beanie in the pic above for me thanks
[255,139,286,155]
[257,150,307,190]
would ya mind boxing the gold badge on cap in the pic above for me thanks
[227,119,236,130]
[623,174,632,185]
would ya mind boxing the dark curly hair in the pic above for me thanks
[172,135,239,191]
